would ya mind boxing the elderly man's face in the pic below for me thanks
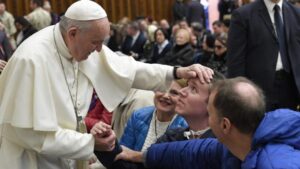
[176,78,209,119]
[69,18,110,61]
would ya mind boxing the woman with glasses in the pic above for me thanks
[207,34,228,75]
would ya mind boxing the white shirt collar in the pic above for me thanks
[264,0,283,13]
[54,23,73,60]
[158,40,169,50]
[183,127,210,139]
[132,31,140,42]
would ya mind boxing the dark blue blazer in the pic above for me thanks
[186,0,206,28]
[227,0,300,99]
[121,32,147,59]
[149,42,172,63]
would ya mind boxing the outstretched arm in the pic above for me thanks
[147,139,225,169]
[115,138,225,169]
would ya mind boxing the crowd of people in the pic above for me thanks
[0,0,300,169]
[0,0,60,73]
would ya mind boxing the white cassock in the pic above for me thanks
[0,23,173,169]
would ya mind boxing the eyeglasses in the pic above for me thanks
[214,45,223,50]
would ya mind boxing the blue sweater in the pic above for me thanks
[120,106,187,151]
[146,109,300,169]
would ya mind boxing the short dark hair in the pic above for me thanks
[212,20,223,27]
[128,21,139,31]
[154,28,169,41]
[211,77,265,134]
[190,22,203,33]
[215,34,228,47]
[204,34,216,48]
[15,16,32,27]
[32,0,44,7]
[205,71,226,93]
[223,19,231,28]
[211,71,226,84]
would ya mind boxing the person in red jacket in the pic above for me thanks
[85,91,112,132]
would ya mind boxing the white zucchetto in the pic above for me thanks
[65,0,107,21]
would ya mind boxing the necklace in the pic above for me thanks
[154,111,174,140]
[53,26,81,131]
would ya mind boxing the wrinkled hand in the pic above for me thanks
[115,145,143,163]
[92,121,116,151]
[176,64,214,83]
[0,60,7,72]
[88,154,98,169]
[91,121,111,137]
[94,130,116,151]
[88,154,98,165]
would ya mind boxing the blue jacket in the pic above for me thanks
[146,109,300,169]
[120,106,187,151]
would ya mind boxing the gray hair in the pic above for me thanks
[59,16,93,34]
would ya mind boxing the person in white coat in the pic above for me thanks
[0,0,213,169]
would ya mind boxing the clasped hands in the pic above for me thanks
[91,121,116,151]
[91,121,143,163]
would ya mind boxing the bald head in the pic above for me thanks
[160,19,170,29]
[210,77,265,134]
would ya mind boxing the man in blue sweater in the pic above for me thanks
[113,77,300,169]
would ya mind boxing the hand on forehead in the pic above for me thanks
[187,77,209,86]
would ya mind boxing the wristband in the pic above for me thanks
[173,66,180,79]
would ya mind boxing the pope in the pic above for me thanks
[0,0,213,169]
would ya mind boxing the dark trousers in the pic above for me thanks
[267,70,300,111]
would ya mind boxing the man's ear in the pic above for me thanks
[67,27,78,40]
[221,117,232,134]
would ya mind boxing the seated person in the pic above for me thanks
[196,34,215,65]
[113,77,300,169]
[120,80,188,152]
[84,90,112,132]
[96,72,225,169]
[158,28,194,67]
[85,89,154,137]
[156,72,225,143]
[112,89,155,139]
[206,34,227,75]
[121,21,147,60]
[148,28,172,63]
[15,16,37,46]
